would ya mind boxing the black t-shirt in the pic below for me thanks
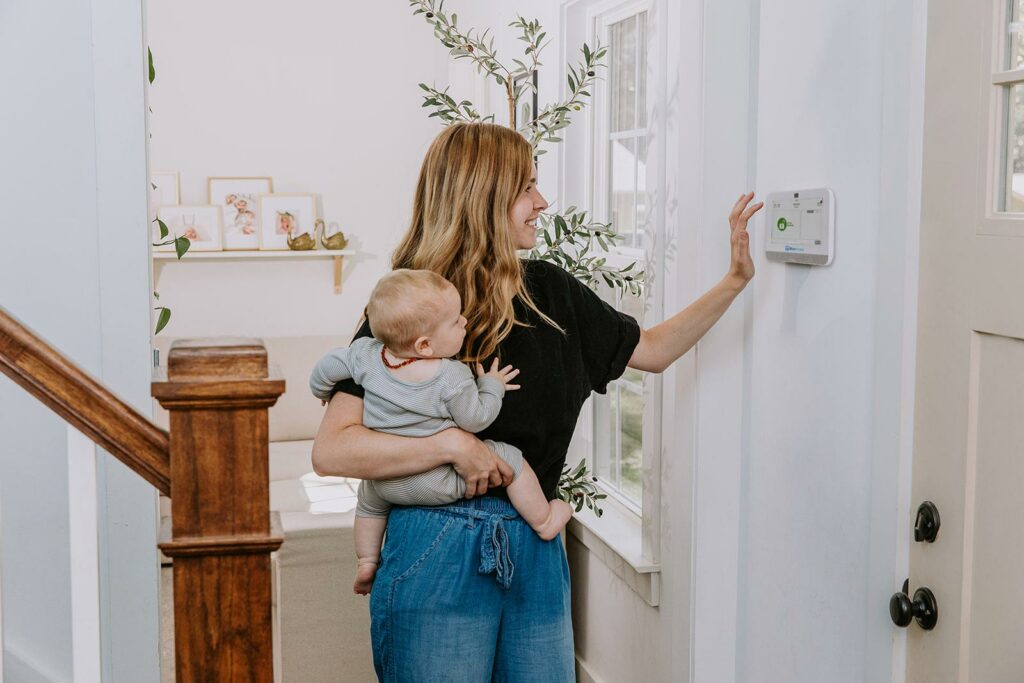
[332,259,642,501]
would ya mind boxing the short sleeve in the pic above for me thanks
[330,318,372,400]
[563,270,642,394]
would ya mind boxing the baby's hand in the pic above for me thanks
[476,358,521,391]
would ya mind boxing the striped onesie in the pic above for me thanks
[308,336,525,518]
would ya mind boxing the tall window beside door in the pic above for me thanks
[591,6,652,512]
[1000,1,1024,211]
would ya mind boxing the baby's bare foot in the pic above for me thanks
[353,561,378,595]
[535,500,574,541]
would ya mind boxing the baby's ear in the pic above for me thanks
[413,335,434,357]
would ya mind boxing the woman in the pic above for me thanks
[312,122,761,682]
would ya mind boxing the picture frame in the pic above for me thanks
[150,171,180,207]
[208,176,273,250]
[155,205,223,252]
[258,194,318,250]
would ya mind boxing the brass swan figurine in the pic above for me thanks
[284,212,316,251]
[319,220,349,250]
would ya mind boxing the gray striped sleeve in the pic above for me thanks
[308,337,374,401]
[443,366,506,433]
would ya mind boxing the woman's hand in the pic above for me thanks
[727,192,764,285]
[430,428,515,498]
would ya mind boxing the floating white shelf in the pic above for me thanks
[153,249,355,293]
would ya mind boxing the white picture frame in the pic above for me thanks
[155,205,223,252]
[150,171,180,207]
[208,176,273,250]
[258,194,318,250]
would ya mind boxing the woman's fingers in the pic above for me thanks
[505,383,521,391]
[503,367,520,380]
[729,192,754,230]
[490,358,500,372]
[475,362,484,377]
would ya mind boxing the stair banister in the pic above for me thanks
[0,306,286,681]
[0,306,170,493]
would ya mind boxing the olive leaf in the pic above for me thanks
[154,306,171,335]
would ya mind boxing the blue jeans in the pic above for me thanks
[369,496,575,682]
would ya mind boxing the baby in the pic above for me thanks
[309,269,574,594]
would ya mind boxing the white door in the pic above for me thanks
[906,0,1024,680]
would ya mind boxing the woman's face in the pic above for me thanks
[509,171,548,250]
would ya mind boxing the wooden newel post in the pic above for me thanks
[152,339,285,681]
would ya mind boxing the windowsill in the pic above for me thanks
[566,494,661,607]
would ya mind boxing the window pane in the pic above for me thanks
[610,15,637,133]
[635,136,649,249]
[595,384,618,485]
[620,287,645,328]
[619,386,643,505]
[610,137,637,238]
[636,12,648,128]
[1011,0,1024,69]
[1005,84,1024,211]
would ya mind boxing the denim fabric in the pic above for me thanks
[369,496,575,682]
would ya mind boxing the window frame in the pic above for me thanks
[983,0,1024,236]
[562,0,663,595]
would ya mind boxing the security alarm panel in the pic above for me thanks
[765,188,835,266]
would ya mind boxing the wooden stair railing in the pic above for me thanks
[0,307,285,681]
[0,308,170,493]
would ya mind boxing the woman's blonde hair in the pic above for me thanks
[392,122,560,362]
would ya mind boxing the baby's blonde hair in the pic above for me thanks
[367,269,455,353]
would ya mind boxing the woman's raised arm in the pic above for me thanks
[311,391,513,497]
[629,192,763,373]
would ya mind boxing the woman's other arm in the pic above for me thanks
[629,193,763,373]
[311,391,514,497]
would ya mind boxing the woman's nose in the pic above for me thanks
[534,188,549,211]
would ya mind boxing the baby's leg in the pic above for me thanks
[486,441,574,541]
[353,515,387,595]
[353,480,392,595]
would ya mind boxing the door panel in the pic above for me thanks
[910,0,1024,681]
[959,333,1024,682]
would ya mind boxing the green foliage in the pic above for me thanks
[148,47,155,84]
[409,2,646,297]
[557,460,607,517]
[418,83,493,124]
[154,306,171,335]
[150,218,191,260]
[528,207,643,296]
[150,214,189,335]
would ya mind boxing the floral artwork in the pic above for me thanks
[208,177,273,250]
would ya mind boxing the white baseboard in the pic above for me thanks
[576,654,606,683]
[4,641,70,683]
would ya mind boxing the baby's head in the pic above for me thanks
[367,269,467,359]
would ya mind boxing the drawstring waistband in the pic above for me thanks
[478,513,515,589]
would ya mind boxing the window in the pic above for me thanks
[1000,1,1024,210]
[590,5,653,512]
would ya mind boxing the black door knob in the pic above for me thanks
[890,584,938,630]
[914,501,940,542]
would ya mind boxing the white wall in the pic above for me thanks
[147,0,451,340]
[561,0,924,681]
[0,0,158,680]
[732,0,921,680]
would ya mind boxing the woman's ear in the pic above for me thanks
[413,335,434,358]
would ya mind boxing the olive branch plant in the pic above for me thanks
[147,47,191,334]
[411,0,647,514]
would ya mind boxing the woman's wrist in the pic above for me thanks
[721,272,750,294]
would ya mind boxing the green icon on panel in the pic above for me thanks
[777,217,793,231]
